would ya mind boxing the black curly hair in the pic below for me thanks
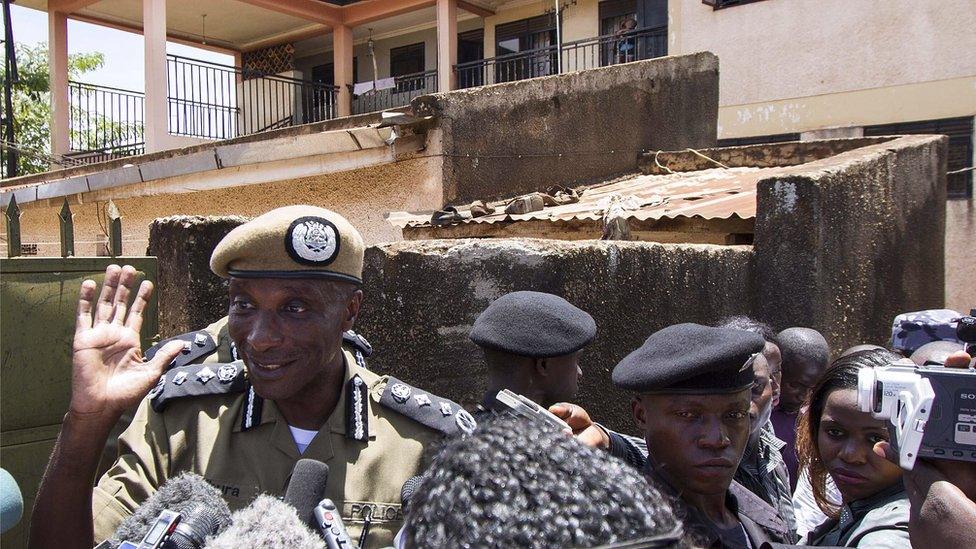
[402,415,687,548]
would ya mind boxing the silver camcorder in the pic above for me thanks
[857,359,976,470]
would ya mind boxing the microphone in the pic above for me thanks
[203,495,326,549]
[399,474,426,515]
[284,459,330,528]
[110,473,231,548]
[0,468,23,534]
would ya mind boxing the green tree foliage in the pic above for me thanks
[2,42,141,175]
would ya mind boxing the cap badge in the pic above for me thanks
[391,383,412,403]
[286,216,340,265]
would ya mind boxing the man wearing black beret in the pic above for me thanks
[468,291,652,464]
[469,291,595,410]
[613,323,790,548]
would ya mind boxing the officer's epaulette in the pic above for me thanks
[145,330,218,370]
[342,330,372,356]
[375,376,477,438]
[148,361,247,412]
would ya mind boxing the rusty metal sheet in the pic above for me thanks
[388,166,787,229]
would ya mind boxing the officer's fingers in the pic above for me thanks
[144,340,183,374]
[872,440,897,464]
[126,280,154,332]
[94,265,122,325]
[76,279,97,333]
[945,350,973,368]
[548,403,572,419]
[576,426,610,449]
[111,266,137,325]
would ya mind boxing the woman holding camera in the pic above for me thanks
[796,349,910,547]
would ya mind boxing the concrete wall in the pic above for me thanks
[754,135,947,349]
[414,52,719,204]
[358,238,754,430]
[143,136,947,433]
[946,198,975,313]
[666,0,976,139]
[10,156,442,258]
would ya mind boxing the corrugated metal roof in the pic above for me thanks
[388,166,787,229]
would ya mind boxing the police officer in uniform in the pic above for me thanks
[466,291,650,465]
[612,323,790,548]
[29,205,474,548]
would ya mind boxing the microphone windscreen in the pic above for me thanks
[399,474,426,513]
[283,459,330,527]
[112,472,230,544]
[203,494,326,549]
[0,468,24,534]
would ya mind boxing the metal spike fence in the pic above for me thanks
[2,198,123,258]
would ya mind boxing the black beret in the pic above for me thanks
[469,291,596,358]
[612,323,764,394]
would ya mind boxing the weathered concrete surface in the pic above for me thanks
[639,137,892,174]
[754,135,947,351]
[144,136,948,433]
[414,52,719,204]
[946,198,975,313]
[147,216,245,338]
[357,239,754,432]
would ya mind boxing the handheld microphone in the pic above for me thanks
[0,468,24,534]
[284,459,331,528]
[110,473,231,548]
[313,498,355,549]
[203,494,326,549]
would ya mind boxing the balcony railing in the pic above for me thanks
[68,81,145,159]
[352,69,438,115]
[167,55,338,140]
[64,57,339,162]
[456,25,668,89]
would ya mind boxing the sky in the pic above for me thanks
[8,3,233,92]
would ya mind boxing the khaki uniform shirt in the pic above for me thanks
[92,348,441,547]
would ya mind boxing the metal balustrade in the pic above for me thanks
[456,25,668,89]
[352,69,438,115]
[166,55,338,140]
[67,81,145,159]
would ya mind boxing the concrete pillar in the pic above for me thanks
[436,0,457,92]
[143,0,168,152]
[48,10,69,157]
[333,24,354,118]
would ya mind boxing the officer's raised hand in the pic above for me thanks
[70,264,183,423]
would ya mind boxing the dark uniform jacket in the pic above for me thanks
[806,483,910,547]
[645,465,789,549]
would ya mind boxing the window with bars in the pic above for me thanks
[864,116,974,199]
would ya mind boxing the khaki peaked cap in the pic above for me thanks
[210,205,365,284]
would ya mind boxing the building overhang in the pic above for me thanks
[19,0,502,53]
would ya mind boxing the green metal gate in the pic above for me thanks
[1,199,158,548]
